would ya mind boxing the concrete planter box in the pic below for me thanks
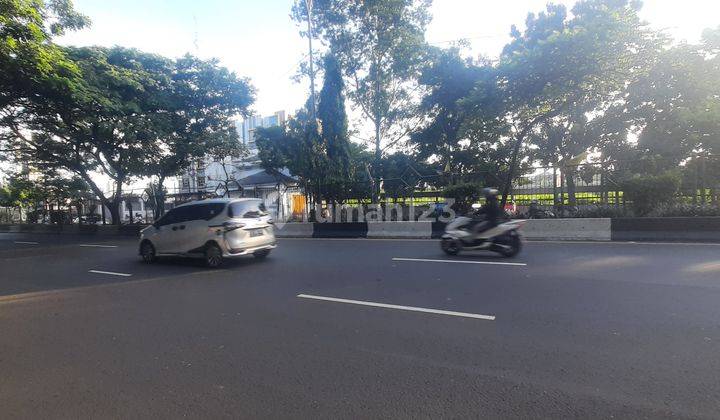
[313,222,367,238]
[367,221,432,238]
[523,218,611,241]
[611,217,720,242]
[274,223,314,238]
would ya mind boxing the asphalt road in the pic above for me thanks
[1,232,719,419]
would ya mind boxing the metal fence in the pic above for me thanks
[296,155,720,220]
[4,156,719,224]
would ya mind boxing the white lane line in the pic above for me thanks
[79,244,118,248]
[14,241,39,245]
[88,270,132,277]
[392,257,526,266]
[297,294,495,321]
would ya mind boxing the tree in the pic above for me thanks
[2,46,254,224]
[317,52,353,204]
[0,173,37,221]
[144,55,255,213]
[1,0,89,116]
[496,0,658,206]
[3,46,176,224]
[411,47,509,187]
[317,54,350,172]
[256,101,373,207]
[255,105,327,206]
[293,0,432,201]
[527,110,597,205]
[144,181,168,219]
[599,26,720,201]
[206,135,248,198]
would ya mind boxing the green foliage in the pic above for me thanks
[144,181,167,217]
[622,172,682,216]
[411,48,509,180]
[145,54,254,184]
[647,203,720,218]
[0,0,89,112]
[317,53,351,182]
[571,205,631,219]
[2,44,254,223]
[295,0,432,201]
[443,183,483,214]
[495,0,657,204]
[255,109,328,203]
[256,105,374,204]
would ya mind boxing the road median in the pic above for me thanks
[5,217,720,242]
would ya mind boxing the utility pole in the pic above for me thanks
[305,0,317,121]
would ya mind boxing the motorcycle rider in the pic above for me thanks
[471,188,501,237]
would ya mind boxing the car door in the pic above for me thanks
[163,205,195,253]
[171,204,209,253]
[150,208,179,254]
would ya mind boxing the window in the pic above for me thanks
[228,200,268,218]
[156,209,178,226]
[193,203,226,221]
[172,205,195,223]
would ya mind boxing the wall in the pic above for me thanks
[611,217,720,242]
[5,217,720,242]
[522,218,612,241]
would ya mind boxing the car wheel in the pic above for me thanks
[253,249,271,259]
[204,243,223,268]
[140,241,156,263]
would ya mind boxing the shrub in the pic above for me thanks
[572,205,631,218]
[443,183,483,214]
[621,172,681,216]
[647,203,720,217]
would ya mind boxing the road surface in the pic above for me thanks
[1,232,719,418]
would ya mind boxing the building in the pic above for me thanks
[177,111,301,221]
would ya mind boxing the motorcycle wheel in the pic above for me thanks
[441,238,461,255]
[495,231,521,258]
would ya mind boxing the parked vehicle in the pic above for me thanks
[139,198,276,267]
[440,212,525,257]
[528,200,556,219]
[80,213,103,224]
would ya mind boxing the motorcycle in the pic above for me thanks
[441,207,525,257]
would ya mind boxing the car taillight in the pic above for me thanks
[222,221,245,231]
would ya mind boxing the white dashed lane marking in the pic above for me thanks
[88,270,132,277]
[392,257,526,266]
[79,244,118,248]
[297,294,495,321]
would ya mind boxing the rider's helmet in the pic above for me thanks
[482,188,499,199]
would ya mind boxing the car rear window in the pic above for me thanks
[228,200,267,218]
[199,203,226,220]
[185,203,226,221]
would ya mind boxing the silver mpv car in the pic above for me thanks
[139,198,276,267]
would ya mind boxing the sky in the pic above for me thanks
[58,0,720,118]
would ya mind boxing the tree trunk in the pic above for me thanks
[107,200,121,226]
[127,200,133,224]
[154,176,166,220]
[565,167,577,206]
[501,133,524,208]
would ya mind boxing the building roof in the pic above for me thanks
[237,169,297,187]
